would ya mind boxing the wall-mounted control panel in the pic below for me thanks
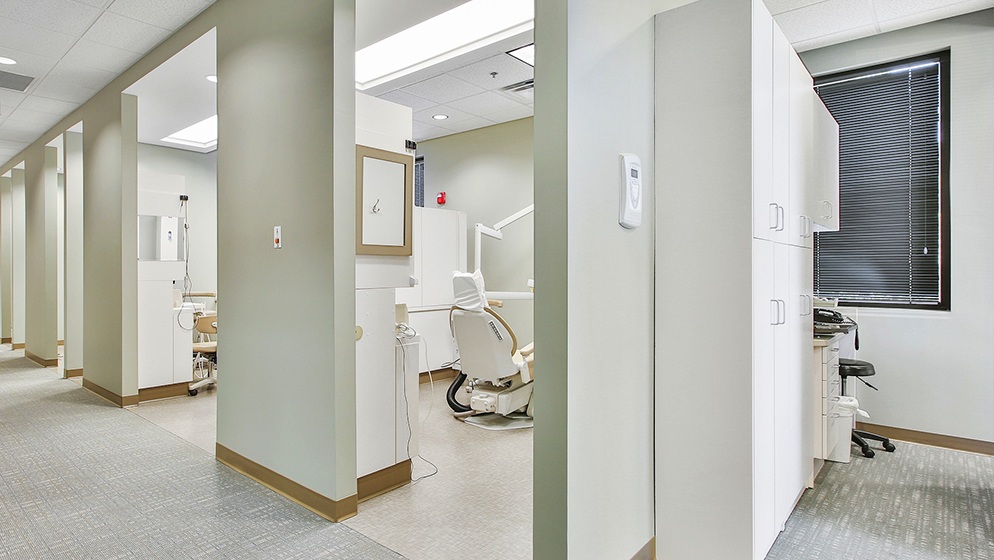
[619,153,642,229]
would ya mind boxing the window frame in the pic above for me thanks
[813,50,951,311]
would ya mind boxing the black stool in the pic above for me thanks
[839,358,897,458]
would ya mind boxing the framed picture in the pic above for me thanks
[356,145,414,256]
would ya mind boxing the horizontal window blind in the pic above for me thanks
[814,54,946,308]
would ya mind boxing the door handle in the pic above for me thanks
[776,205,785,232]
[771,299,779,325]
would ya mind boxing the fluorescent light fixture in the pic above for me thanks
[161,114,218,149]
[0,56,16,65]
[206,74,218,83]
[432,114,449,120]
[507,44,534,67]
[356,0,533,90]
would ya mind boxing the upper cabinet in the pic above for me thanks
[810,97,840,232]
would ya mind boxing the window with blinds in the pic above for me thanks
[813,51,950,310]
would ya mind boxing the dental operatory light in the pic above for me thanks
[507,44,534,67]
[432,114,449,120]
[161,114,218,149]
[205,75,218,83]
[355,0,534,90]
[0,56,16,65]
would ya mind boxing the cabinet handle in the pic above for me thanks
[776,205,785,232]
[778,299,786,325]
[771,299,778,325]
[769,203,779,230]
[822,200,834,220]
[805,216,814,238]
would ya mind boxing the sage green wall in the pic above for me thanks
[0,175,11,340]
[417,117,534,344]
[24,145,59,362]
[535,0,657,558]
[214,0,357,500]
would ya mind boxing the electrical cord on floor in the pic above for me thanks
[396,324,439,483]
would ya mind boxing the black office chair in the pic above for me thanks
[839,358,897,458]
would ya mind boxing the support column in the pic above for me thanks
[64,130,84,378]
[0,174,11,343]
[11,168,25,350]
[82,93,139,406]
[24,145,60,367]
[214,0,358,521]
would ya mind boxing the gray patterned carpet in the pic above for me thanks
[768,439,994,559]
[0,348,405,559]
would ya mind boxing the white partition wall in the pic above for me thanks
[64,130,84,377]
[24,145,61,366]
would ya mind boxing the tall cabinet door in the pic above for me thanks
[752,3,781,243]
[810,99,840,231]
[787,47,814,248]
[752,238,778,557]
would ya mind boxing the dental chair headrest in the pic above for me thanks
[453,270,487,312]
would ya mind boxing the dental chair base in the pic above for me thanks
[469,380,533,415]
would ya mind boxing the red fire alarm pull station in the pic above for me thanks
[436,191,446,205]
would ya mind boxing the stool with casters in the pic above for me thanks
[839,358,896,458]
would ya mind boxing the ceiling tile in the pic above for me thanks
[0,48,58,82]
[764,0,826,14]
[378,89,438,112]
[873,0,991,21]
[83,11,171,54]
[0,88,27,107]
[0,125,44,143]
[46,60,118,92]
[5,107,63,128]
[875,0,994,29]
[401,74,487,105]
[31,74,99,104]
[18,95,79,115]
[792,24,878,51]
[0,139,29,151]
[435,116,497,134]
[447,54,534,90]
[108,0,212,31]
[0,0,102,36]
[774,0,878,44]
[0,16,77,59]
[481,104,534,125]
[413,105,476,125]
[447,91,526,116]
[412,121,447,141]
[75,0,115,6]
[62,39,142,74]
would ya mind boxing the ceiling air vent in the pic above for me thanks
[500,78,534,103]
[0,70,34,92]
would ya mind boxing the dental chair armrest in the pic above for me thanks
[517,352,535,383]
[487,299,504,308]
[520,342,534,357]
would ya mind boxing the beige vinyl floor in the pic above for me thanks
[123,378,533,560]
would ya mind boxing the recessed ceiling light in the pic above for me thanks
[507,44,534,67]
[432,114,449,120]
[206,75,218,83]
[0,56,16,65]
[161,114,218,149]
[355,0,533,90]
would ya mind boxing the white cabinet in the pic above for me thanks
[810,98,840,231]
[655,1,838,558]
[137,262,194,390]
[396,207,466,373]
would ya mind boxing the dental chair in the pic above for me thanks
[447,271,534,428]
[188,311,217,396]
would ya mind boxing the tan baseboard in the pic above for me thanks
[857,422,994,456]
[138,382,192,402]
[216,443,358,522]
[25,350,59,367]
[12,342,25,350]
[65,368,83,378]
[1,337,11,343]
[58,339,64,346]
[631,537,655,560]
[358,460,411,502]
[82,378,139,408]
[420,367,458,384]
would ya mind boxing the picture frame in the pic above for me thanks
[355,144,414,256]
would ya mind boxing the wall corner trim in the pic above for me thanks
[82,378,138,407]
[358,460,411,502]
[65,368,83,378]
[215,444,358,522]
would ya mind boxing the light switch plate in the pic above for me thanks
[274,225,282,248]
